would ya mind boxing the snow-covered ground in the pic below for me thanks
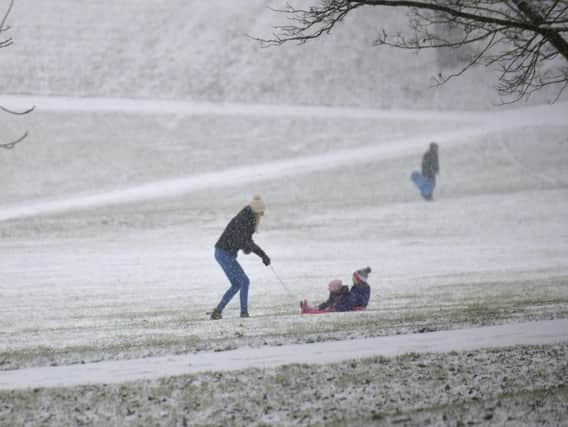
[1,96,567,425]
[1,0,568,424]
[2,319,567,391]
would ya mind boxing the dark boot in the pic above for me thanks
[240,311,249,318]
[210,309,222,320]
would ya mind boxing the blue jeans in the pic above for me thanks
[215,248,250,313]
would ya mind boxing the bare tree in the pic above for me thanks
[258,0,568,103]
[1,0,33,150]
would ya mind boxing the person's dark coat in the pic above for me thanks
[335,283,371,312]
[215,206,268,261]
[422,147,439,181]
[318,285,350,311]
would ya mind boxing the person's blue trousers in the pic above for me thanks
[215,248,250,313]
[411,171,435,199]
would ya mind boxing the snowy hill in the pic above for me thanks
[1,2,568,425]
[3,0,559,110]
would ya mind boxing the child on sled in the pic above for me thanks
[300,266,372,314]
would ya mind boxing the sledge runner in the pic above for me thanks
[411,142,439,200]
[301,267,372,314]
[210,195,271,320]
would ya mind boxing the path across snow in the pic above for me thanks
[0,96,566,222]
[0,123,493,221]
[0,94,489,121]
[1,319,567,390]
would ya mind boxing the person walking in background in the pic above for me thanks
[411,142,439,201]
[210,195,271,320]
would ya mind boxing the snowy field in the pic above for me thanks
[0,96,567,425]
[1,0,568,424]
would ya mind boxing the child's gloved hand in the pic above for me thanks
[262,254,271,266]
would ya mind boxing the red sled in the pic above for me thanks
[300,300,366,314]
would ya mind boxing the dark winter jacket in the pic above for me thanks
[335,282,371,312]
[421,148,439,181]
[318,285,350,311]
[215,206,268,260]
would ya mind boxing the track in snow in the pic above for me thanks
[1,96,566,222]
[1,319,566,390]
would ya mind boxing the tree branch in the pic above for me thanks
[359,0,540,32]
[0,0,14,48]
[0,0,14,30]
[0,104,36,115]
[1,0,33,150]
[257,0,568,103]
[0,131,28,150]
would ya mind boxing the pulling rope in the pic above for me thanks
[269,265,297,300]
